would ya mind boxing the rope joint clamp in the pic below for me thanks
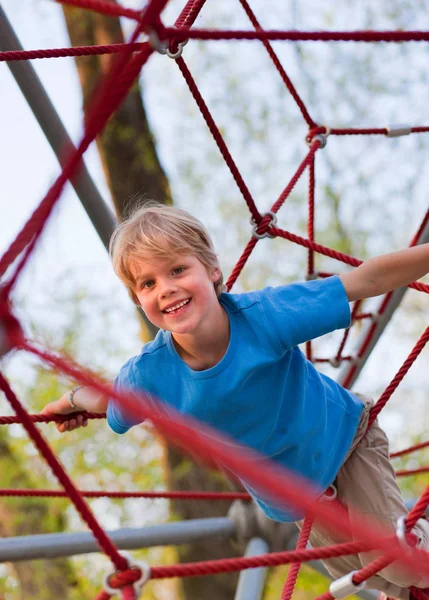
[329,357,341,368]
[103,551,150,597]
[305,272,318,281]
[250,211,278,240]
[321,484,337,502]
[306,126,330,149]
[329,571,366,598]
[386,124,411,138]
[396,516,418,549]
[148,29,188,59]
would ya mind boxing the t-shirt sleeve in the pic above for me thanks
[107,358,143,435]
[261,275,351,350]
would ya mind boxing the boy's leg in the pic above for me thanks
[334,397,429,596]
[296,504,410,600]
[297,395,429,599]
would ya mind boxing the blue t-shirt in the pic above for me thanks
[107,276,364,521]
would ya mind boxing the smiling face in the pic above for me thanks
[132,253,222,337]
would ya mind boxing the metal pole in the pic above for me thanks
[0,5,158,338]
[234,537,269,600]
[0,508,419,599]
[337,218,429,389]
[0,517,236,562]
[0,4,115,250]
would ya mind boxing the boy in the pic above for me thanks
[42,202,429,598]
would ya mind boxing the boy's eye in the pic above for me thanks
[172,266,185,275]
[142,279,155,289]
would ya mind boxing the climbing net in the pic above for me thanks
[1,0,429,598]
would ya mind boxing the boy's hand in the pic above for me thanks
[41,392,88,433]
[41,387,109,433]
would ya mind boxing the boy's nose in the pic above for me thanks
[159,280,177,298]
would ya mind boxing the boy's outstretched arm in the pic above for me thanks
[41,388,109,433]
[339,243,429,302]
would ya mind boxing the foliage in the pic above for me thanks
[2,280,178,599]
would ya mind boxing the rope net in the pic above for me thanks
[1,0,429,598]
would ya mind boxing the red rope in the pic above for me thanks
[0,412,105,425]
[354,312,373,320]
[314,484,429,599]
[334,301,362,364]
[2,1,429,596]
[175,57,261,223]
[330,126,429,136]
[226,141,321,289]
[340,200,429,389]
[411,208,429,246]
[410,588,429,600]
[147,537,401,579]
[368,325,429,427]
[95,537,395,597]
[95,568,140,600]
[0,488,250,500]
[0,43,145,62]
[175,0,209,29]
[17,340,429,581]
[314,356,353,364]
[226,237,258,291]
[162,27,429,43]
[0,372,127,571]
[54,0,141,20]
[391,440,429,459]
[0,39,154,284]
[238,0,316,128]
[396,467,429,477]
[271,227,429,295]
[307,157,316,277]
[281,515,314,600]
[406,486,429,530]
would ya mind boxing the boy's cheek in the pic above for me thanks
[141,305,161,325]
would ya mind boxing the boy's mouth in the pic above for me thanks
[162,298,191,315]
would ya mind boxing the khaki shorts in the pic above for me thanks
[297,394,429,600]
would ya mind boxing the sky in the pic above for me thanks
[1,0,429,449]
[1,1,115,281]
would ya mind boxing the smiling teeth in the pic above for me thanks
[164,299,190,313]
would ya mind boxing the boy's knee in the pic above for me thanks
[378,563,423,589]
[362,518,429,590]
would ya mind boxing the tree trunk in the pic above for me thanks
[0,432,82,599]
[62,6,171,213]
[62,3,245,599]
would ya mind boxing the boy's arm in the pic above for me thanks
[339,243,429,302]
[41,387,109,433]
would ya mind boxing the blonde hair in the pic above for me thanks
[110,201,225,304]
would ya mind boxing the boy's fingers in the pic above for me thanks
[54,415,90,432]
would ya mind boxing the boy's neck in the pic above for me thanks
[172,304,230,371]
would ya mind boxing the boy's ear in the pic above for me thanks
[210,266,222,282]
